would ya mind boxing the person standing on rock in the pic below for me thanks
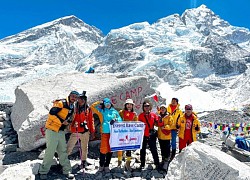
[167,98,183,161]
[138,100,160,170]
[157,104,173,170]
[38,91,79,180]
[91,98,122,173]
[67,91,95,169]
[177,104,201,153]
[118,99,138,171]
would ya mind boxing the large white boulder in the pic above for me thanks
[167,141,250,179]
[1,160,41,180]
[11,72,154,151]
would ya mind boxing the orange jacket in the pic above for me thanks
[70,104,95,133]
[45,98,75,132]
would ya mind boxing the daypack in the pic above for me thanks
[235,136,250,151]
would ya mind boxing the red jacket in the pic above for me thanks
[138,112,158,137]
[70,105,95,133]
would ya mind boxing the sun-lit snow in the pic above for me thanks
[157,82,228,112]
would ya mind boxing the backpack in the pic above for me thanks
[235,137,250,151]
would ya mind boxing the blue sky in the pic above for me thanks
[0,0,249,39]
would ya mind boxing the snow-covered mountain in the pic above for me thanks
[1,5,250,111]
[0,15,103,102]
[77,5,250,110]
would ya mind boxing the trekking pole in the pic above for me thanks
[76,124,85,177]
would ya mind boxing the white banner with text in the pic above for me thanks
[109,121,145,152]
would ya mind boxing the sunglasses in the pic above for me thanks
[185,108,192,110]
[144,105,150,107]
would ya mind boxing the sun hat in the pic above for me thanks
[160,104,167,108]
[124,99,134,105]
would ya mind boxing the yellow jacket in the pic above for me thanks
[45,98,74,132]
[91,101,104,133]
[157,114,173,140]
[167,104,183,130]
[177,113,201,141]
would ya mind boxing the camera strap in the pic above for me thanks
[144,114,153,130]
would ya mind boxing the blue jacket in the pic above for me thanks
[85,67,95,73]
[91,101,122,133]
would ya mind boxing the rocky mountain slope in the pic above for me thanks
[0,15,103,102]
[1,5,250,109]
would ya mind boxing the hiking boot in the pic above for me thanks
[125,161,132,171]
[104,166,110,173]
[155,164,161,171]
[98,166,104,172]
[117,160,122,167]
[170,149,176,161]
[80,160,86,169]
[163,161,170,170]
[139,165,146,170]
[40,174,47,180]
[64,173,74,179]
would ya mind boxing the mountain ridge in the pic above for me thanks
[1,5,250,110]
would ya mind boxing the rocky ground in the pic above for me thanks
[1,105,250,179]
[198,108,250,124]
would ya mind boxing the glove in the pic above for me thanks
[110,119,116,125]
[176,125,180,129]
[195,125,199,131]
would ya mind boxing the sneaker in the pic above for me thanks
[104,166,110,173]
[98,166,104,172]
[64,173,74,179]
[163,161,170,170]
[39,174,47,180]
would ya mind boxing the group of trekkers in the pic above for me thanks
[38,91,201,179]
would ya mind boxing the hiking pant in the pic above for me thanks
[117,150,132,161]
[67,131,90,161]
[100,133,111,154]
[171,130,177,149]
[39,129,71,175]
[99,152,113,167]
[140,136,159,167]
[179,136,193,151]
[158,139,171,162]
[117,151,123,161]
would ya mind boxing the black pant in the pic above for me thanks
[158,139,171,161]
[140,136,159,167]
[99,152,113,167]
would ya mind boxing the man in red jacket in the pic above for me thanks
[138,100,160,170]
[67,92,95,168]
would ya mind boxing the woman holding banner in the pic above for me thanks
[91,98,122,173]
[118,99,138,171]
[138,100,160,170]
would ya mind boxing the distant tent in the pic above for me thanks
[85,67,95,73]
